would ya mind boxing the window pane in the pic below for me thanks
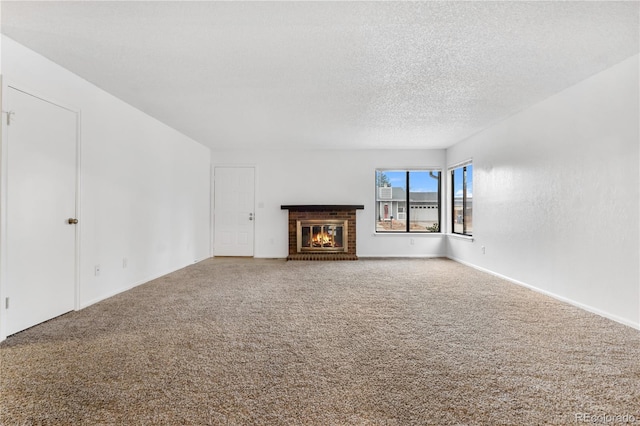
[464,165,473,235]
[453,168,464,233]
[409,170,439,232]
[376,170,406,232]
[376,169,441,233]
[452,164,472,236]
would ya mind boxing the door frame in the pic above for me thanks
[211,164,256,258]
[0,79,82,341]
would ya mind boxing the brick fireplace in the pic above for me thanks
[281,205,364,260]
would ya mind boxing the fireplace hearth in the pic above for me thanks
[281,205,364,260]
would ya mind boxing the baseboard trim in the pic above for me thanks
[79,261,202,310]
[80,286,131,310]
[358,254,443,259]
[448,256,640,331]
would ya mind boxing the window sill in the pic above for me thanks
[446,233,474,242]
[373,232,444,237]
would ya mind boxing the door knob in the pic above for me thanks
[68,218,78,225]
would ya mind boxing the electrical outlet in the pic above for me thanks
[410,238,415,245]
[123,258,128,268]
[481,246,486,254]
[94,265,101,276]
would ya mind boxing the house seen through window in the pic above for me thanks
[375,170,441,233]
[451,163,473,236]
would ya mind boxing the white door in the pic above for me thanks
[214,167,255,256]
[5,87,78,335]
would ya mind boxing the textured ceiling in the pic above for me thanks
[1,1,639,151]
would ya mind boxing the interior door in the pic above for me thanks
[5,87,78,335]
[214,167,255,256]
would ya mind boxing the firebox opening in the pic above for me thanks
[297,220,348,253]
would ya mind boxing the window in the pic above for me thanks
[451,163,473,236]
[375,169,441,233]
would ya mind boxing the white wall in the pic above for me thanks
[1,37,211,335]
[212,149,447,258]
[446,55,640,328]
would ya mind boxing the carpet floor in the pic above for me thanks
[1,258,639,425]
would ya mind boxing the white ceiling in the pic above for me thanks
[1,1,639,151]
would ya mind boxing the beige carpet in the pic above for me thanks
[1,258,639,425]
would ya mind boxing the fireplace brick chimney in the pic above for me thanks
[281,205,364,260]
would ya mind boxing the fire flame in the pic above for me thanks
[313,232,333,246]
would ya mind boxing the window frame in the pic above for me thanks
[375,169,442,234]
[450,161,473,237]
